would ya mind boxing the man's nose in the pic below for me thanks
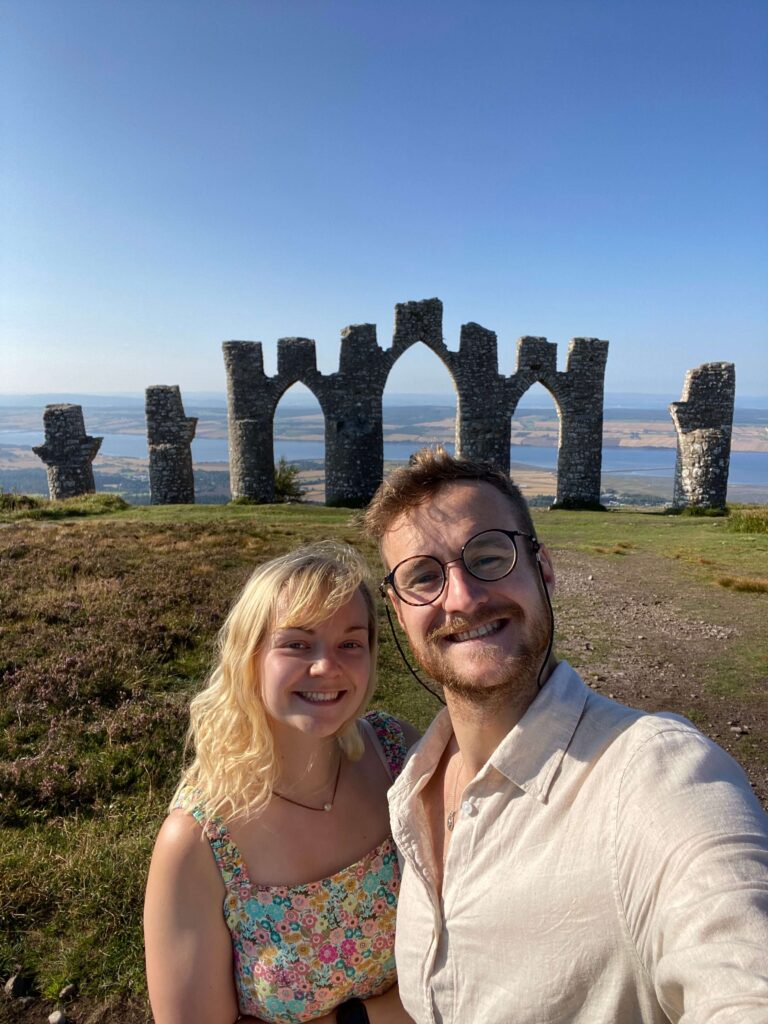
[441,560,489,615]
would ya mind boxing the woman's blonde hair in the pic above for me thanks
[172,542,378,823]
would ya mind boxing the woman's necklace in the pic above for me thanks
[446,753,464,832]
[273,753,342,813]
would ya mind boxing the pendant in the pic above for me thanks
[446,810,456,831]
[323,802,332,812]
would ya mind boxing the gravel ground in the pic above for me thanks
[553,547,768,807]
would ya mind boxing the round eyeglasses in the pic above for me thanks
[381,528,539,607]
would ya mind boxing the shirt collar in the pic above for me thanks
[489,661,587,803]
[389,661,588,816]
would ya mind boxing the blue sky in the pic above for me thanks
[2,0,766,402]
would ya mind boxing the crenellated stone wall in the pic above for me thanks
[145,385,197,504]
[670,363,735,510]
[32,404,103,500]
[224,298,610,507]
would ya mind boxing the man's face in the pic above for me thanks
[381,481,555,707]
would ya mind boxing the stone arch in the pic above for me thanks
[382,340,460,457]
[508,381,561,502]
[504,336,609,506]
[222,300,608,508]
[272,381,325,500]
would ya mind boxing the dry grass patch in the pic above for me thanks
[717,575,768,594]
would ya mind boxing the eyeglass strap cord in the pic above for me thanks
[384,602,447,706]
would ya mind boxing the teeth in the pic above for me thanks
[299,691,340,702]
[452,621,500,643]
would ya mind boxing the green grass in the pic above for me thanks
[0,492,129,520]
[727,504,768,535]
[537,507,768,582]
[1,499,766,1012]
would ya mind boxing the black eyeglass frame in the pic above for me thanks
[380,528,540,607]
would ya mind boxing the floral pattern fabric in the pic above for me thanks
[177,711,408,1023]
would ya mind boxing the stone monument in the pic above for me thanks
[32,404,103,500]
[145,386,197,504]
[669,362,735,510]
[224,298,609,507]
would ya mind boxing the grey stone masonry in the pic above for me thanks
[670,362,735,510]
[223,298,609,507]
[145,386,197,504]
[32,404,103,500]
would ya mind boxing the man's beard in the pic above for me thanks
[410,601,551,710]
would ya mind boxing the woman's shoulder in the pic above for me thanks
[150,809,220,887]
[362,710,420,778]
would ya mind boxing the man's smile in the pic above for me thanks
[447,619,505,643]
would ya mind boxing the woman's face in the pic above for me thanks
[259,588,372,739]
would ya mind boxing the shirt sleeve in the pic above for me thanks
[614,726,768,1023]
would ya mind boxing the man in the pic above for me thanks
[363,448,768,1024]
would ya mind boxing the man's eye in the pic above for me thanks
[468,554,505,572]
[405,570,440,589]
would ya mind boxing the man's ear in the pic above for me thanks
[536,544,556,596]
[388,589,408,631]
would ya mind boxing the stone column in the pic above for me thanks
[670,362,735,510]
[145,386,197,504]
[552,339,609,508]
[454,323,508,469]
[323,324,386,507]
[32,404,103,499]
[223,341,277,502]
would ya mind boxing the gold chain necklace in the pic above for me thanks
[273,754,342,813]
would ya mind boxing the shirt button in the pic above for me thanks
[461,799,477,816]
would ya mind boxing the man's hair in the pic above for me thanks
[362,445,536,544]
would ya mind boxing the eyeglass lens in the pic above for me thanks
[392,530,518,605]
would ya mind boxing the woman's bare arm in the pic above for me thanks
[307,985,413,1024]
[144,810,241,1024]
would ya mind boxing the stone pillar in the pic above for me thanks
[32,404,102,499]
[669,362,735,510]
[223,341,277,502]
[455,323,508,469]
[145,386,197,504]
[324,324,386,507]
[552,339,609,508]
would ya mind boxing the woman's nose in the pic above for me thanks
[309,651,341,676]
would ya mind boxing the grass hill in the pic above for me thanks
[1,499,766,1023]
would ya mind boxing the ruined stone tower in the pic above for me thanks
[670,362,735,510]
[145,386,197,504]
[32,404,103,500]
[223,298,609,507]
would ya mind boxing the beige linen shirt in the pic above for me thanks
[389,662,768,1023]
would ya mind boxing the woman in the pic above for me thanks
[144,542,418,1024]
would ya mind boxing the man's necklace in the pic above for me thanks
[446,753,464,832]
[273,754,342,813]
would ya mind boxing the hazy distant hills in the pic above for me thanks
[2,391,767,411]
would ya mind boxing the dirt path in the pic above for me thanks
[553,547,768,806]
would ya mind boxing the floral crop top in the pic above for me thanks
[175,711,408,1023]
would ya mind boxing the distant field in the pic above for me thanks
[1,500,766,1022]
[3,402,766,510]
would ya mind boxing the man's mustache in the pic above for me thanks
[426,604,526,643]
